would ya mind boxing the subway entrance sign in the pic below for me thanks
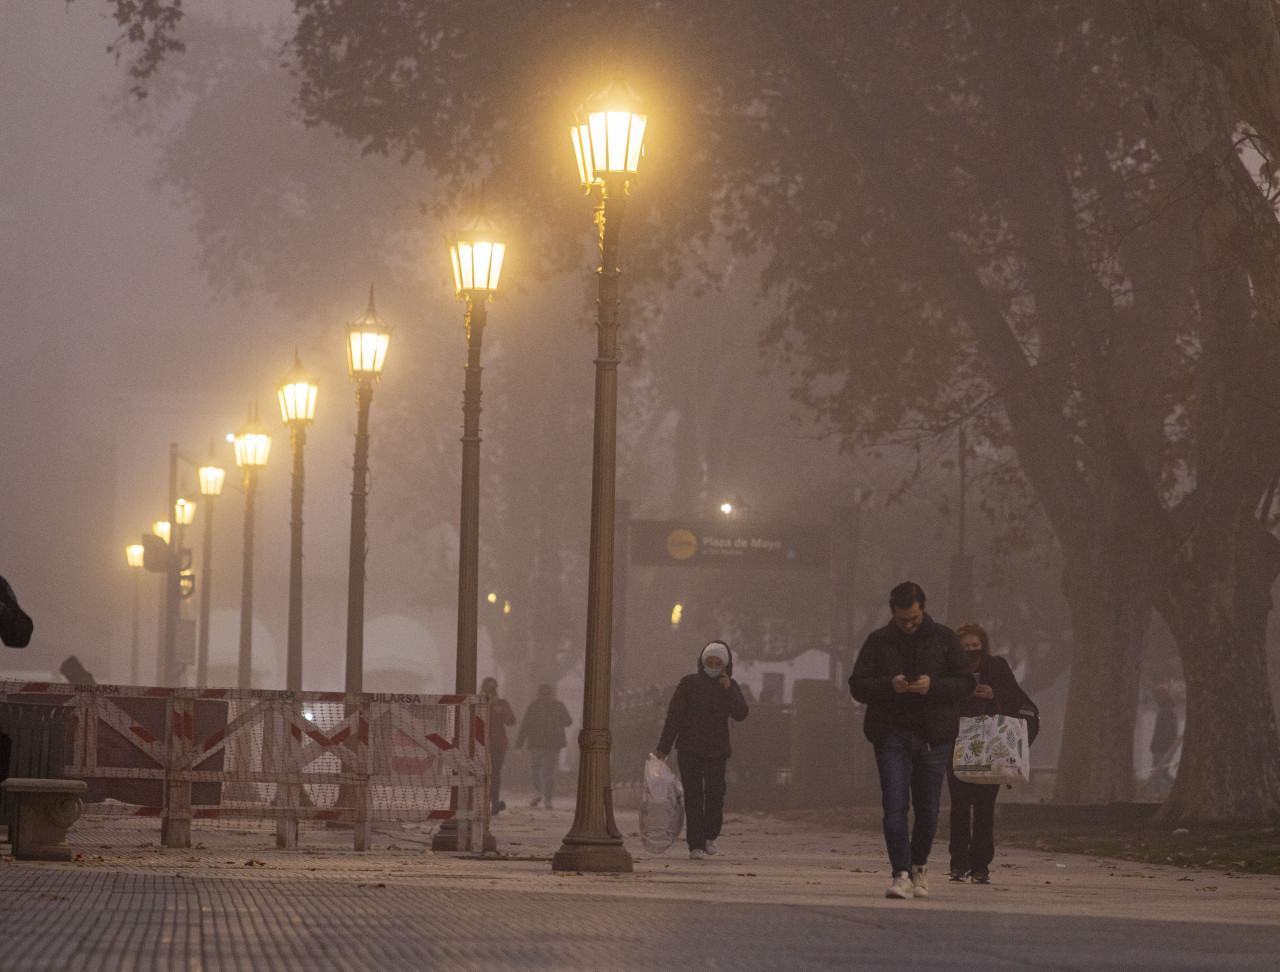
[629,519,830,572]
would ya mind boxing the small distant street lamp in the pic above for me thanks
[554,80,647,874]
[196,453,226,688]
[279,353,318,692]
[344,287,391,694]
[126,543,145,683]
[234,405,272,689]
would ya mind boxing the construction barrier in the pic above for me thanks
[0,681,490,853]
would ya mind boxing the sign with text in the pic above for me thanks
[629,519,830,572]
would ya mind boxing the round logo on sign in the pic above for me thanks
[666,529,697,561]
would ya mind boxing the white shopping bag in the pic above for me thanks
[952,715,1031,784]
[638,754,684,853]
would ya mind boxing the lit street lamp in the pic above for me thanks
[234,405,271,689]
[433,220,505,852]
[279,353,318,692]
[344,287,391,694]
[196,453,226,688]
[553,80,647,874]
[446,212,504,696]
[126,543,145,684]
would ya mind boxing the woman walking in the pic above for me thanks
[947,622,1039,884]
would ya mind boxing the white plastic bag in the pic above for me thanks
[952,714,1031,784]
[639,754,684,853]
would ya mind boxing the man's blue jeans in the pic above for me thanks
[873,729,951,875]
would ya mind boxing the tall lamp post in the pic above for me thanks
[432,212,505,853]
[172,496,197,679]
[196,454,226,688]
[152,519,171,682]
[553,80,647,874]
[234,405,272,689]
[279,354,319,692]
[344,288,391,694]
[126,543,145,684]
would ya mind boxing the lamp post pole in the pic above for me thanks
[196,453,225,689]
[554,80,646,873]
[237,467,259,690]
[343,288,391,695]
[434,212,505,852]
[234,405,271,690]
[279,355,318,693]
[345,377,373,695]
[162,443,180,685]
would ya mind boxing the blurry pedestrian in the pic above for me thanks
[849,582,972,899]
[1149,683,1179,796]
[481,677,516,815]
[515,683,572,810]
[654,640,750,860]
[946,622,1039,884]
[0,576,33,648]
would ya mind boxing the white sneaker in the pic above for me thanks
[885,871,913,899]
[911,865,929,898]
[705,840,718,856]
[690,848,705,860]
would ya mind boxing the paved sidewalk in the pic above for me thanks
[1,793,1278,970]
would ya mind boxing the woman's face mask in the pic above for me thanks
[703,658,725,676]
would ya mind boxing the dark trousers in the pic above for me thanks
[490,746,507,813]
[677,750,727,852]
[873,729,950,875]
[946,764,1000,874]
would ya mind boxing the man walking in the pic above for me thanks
[849,582,972,899]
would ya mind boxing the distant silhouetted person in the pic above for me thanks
[0,576,33,648]
[481,676,516,815]
[60,655,96,686]
[515,683,572,810]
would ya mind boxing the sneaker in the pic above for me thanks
[885,871,913,899]
[690,848,706,860]
[496,801,506,813]
[544,801,553,810]
[705,840,718,856]
[948,868,969,882]
[970,869,990,884]
[911,864,929,898]
[529,796,541,808]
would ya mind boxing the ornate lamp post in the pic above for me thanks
[233,405,271,689]
[432,212,505,853]
[278,354,319,692]
[344,288,391,694]
[126,543,145,684]
[196,454,226,688]
[553,80,647,874]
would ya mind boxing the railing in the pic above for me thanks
[0,681,490,852]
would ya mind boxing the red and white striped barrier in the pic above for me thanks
[0,682,490,852]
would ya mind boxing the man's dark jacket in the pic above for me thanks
[0,577,32,649]
[848,613,971,746]
[958,653,1040,745]
[514,697,573,751]
[656,645,750,760]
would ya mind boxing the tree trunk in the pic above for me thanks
[1158,520,1280,823]
[1052,546,1148,804]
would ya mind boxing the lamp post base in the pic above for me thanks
[551,839,633,873]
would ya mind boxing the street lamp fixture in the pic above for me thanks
[344,287,391,695]
[174,498,197,527]
[553,80,648,875]
[278,352,318,693]
[153,521,171,544]
[196,452,225,688]
[234,404,271,689]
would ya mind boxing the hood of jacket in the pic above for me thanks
[696,639,735,677]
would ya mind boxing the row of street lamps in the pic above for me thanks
[120,80,646,873]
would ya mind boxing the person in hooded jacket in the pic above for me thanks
[947,621,1040,884]
[654,640,750,859]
